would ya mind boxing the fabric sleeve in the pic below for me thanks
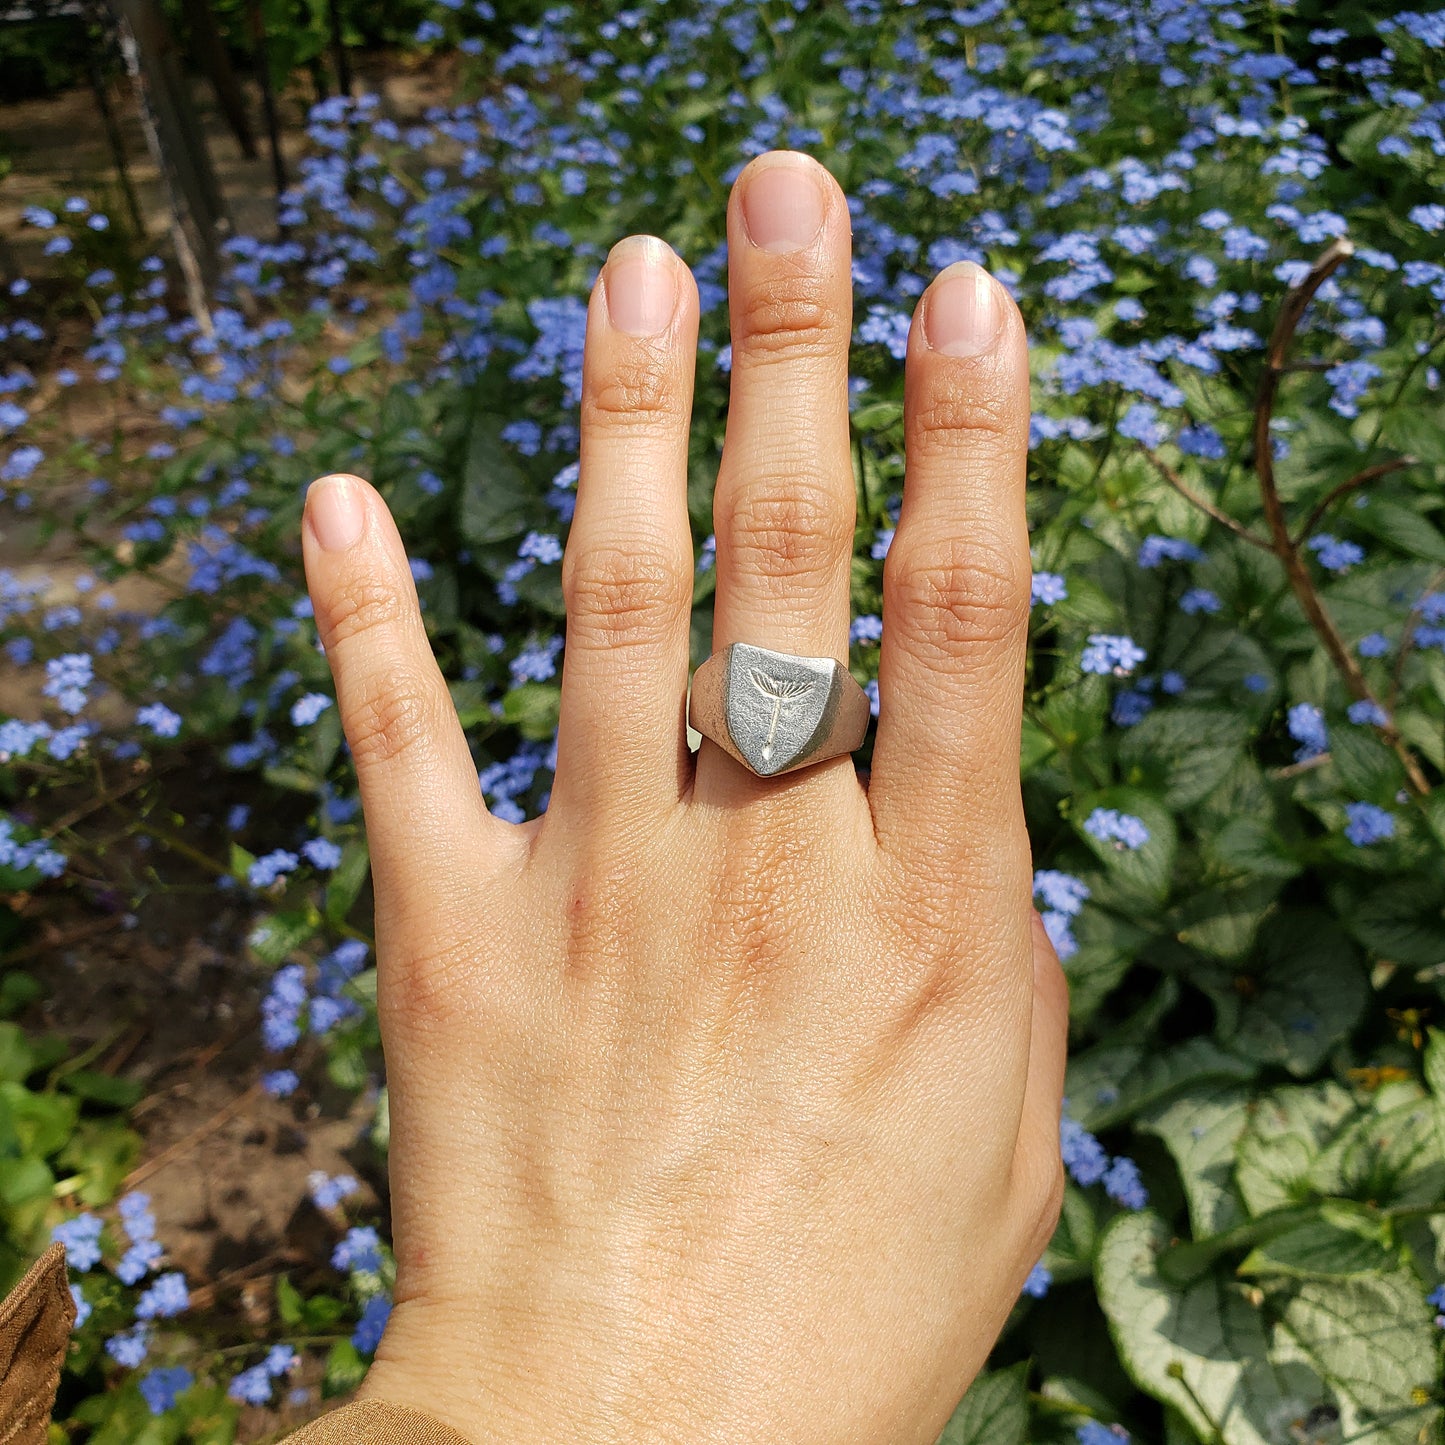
[281,1400,476,1444]
[0,1242,77,1445]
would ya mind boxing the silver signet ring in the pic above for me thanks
[687,643,872,778]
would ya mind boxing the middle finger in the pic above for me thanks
[700,152,858,798]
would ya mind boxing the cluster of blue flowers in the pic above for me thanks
[259,939,370,1094]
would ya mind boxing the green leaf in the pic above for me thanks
[1138,1082,1253,1238]
[248,909,320,966]
[1238,1202,1398,1279]
[459,413,531,545]
[324,1338,368,1396]
[0,1154,53,1207]
[1066,1035,1256,1132]
[1074,789,1178,905]
[849,400,903,434]
[1351,498,1445,566]
[1201,911,1368,1077]
[1117,706,1252,809]
[1169,877,1282,961]
[501,682,561,741]
[0,1022,36,1084]
[935,1361,1029,1445]
[276,1273,305,1326]
[57,1118,143,1205]
[1328,725,1404,801]
[1096,1210,1326,1445]
[0,971,41,1019]
[1341,879,1445,966]
[1205,817,1303,881]
[1235,1082,1358,1216]
[1275,1270,1441,1443]
[58,1071,144,1109]
[325,840,371,925]
[1309,1091,1445,1210]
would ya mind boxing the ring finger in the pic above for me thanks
[699,151,859,800]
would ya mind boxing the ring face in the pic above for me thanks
[726,643,838,776]
[688,643,872,778]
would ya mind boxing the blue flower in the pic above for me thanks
[1358,632,1390,658]
[1286,702,1328,761]
[301,837,343,870]
[332,1225,382,1273]
[1076,1424,1129,1445]
[140,1367,193,1416]
[136,703,182,738]
[1307,535,1364,573]
[518,530,563,564]
[105,1323,151,1368]
[1102,1156,1148,1210]
[1137,535,1203,568]
[291,692,332,726]
[1030,571,1068,605]
[1060,1114,1108,1187]
[1041,910,1078,961]
[352,1293,393,1353]
[134,1271,189,1319]
[1080,634,1146,676]
[249,849,300,889]
[870,527,895,560]
[51,1214,104,1272]
[1021,1263,1052,1298]
[1179,587,1222,615]
[1083,808,1150,849]
[70,1284,91,1329]
[308,1171,359,1209]
[228,1362,275,1404]
[116,1239,162,1285]
[1347,700,1388,726]
[1033,870,1090,916]
[262,1068,299,1097]
[850,614,883,645]
[1111,690,1153,726]
[1343,802,1394,846]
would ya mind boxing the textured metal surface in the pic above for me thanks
[688,643,871,777]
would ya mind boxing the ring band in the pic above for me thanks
[688,643,872,778]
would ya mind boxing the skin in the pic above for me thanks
[299,151,1067,1445]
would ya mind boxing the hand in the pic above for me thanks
[300,150,1066,1445]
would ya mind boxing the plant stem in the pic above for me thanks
[1252,239,1431,796]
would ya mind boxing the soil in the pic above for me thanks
[0,45,465,1439]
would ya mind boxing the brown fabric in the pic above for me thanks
[283,1400,475,1444]
[0,1242,76,1445]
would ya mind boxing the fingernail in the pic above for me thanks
[925,263,1004,357]
[307,474,366,552]
[741,154,827,254]
[605,236,678,336]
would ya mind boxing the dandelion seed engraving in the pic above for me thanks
[750,668,815,762]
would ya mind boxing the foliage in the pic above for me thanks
[2,0,1445,1439]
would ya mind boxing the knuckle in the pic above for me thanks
[734,276,842,359]
[723,481,853,587]
[885,536,1030,657]
[320,572,408,652]
[562,544,691,647]
[582,350,683,428]
[912,373,1019,451]
[345,667,438,771]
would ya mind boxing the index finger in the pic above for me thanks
[866,262,1033,885]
